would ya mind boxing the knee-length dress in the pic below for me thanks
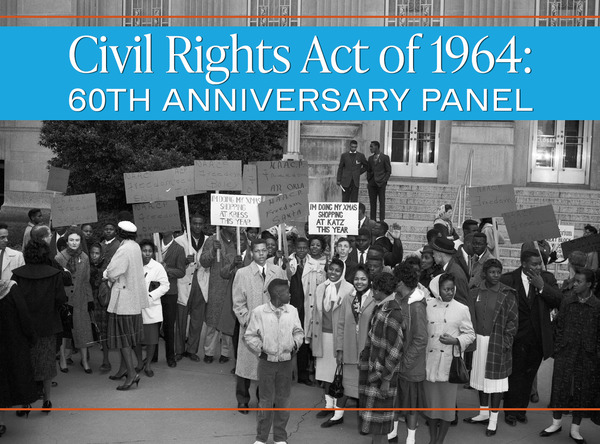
[56,251,94,348]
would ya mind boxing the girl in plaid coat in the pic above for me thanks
[358,272,404,443]
[463,259,518,437]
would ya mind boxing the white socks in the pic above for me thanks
[488,412,498,431]
[331,408,344,420]
[387,421,399,440]
[571,423,583,440]
[544,418,562,433]
[324,394,335,409]
[471,406,490,422]
[406,428,416,444]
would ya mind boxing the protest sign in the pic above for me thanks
[195,160,242,191]
[502,205,560,244]
[468,184,517,218]
[308,202,359,235]
[256,160,309,195]
[258,188,309,229]
[46,166,70,193]
[124,166,196,204]
[547,225,575,261]
[133,201,182,240]
[561,233,600,260]
[242,163,258,195]
[210,194,261,227]
[51,193,97,227]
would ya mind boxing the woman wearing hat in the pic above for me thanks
[433,204,459,241]
[430,237,469,307]
[419,245,441,289]
[104,221,149,390]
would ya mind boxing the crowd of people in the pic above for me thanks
[0,204,599,444]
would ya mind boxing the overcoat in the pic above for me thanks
[0,246,24,281]
[467,282,518,379]
[335,288,376,364]
[397,288,428,382]
[175,233,209,306]
[232,261,286,380]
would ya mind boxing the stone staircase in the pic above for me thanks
[360,181,600,281]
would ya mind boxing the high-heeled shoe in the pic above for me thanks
[80,361,93,374]
[116,374,140,391]
[15,405,31,418]
[42,400,52,414]
[109,372,127,380]
[59,364,69,373]
[0,424,6,436]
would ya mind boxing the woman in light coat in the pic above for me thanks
[134,240,169,378]
[104,222,149,391]
[310,258,354,427]
[423,273,475,444]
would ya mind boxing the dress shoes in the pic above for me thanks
[203,355,214,364]
[175,354,184,361]
[238,403,249,414]
[99,363,112,372]
[218,355,229,363]
[321,417,344,428]
[570,433,586,444]
[485,429,497,437]
[540,426,562,437]
[316,409,333,418]
[298,378,314,387]
[167,359,177,368]
[464,417,489,425]
[504,416,517,427]
[516,414,528,424]
[451,413,459,426]
[189,354,201,362]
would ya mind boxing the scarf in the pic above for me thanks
[323,276,343,312]
[0,280,16,300]
[351,287,370,324]
[64,247,83,273]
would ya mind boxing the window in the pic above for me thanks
[248,0,300,26]
[386,0,443,27]
[123,0,170,26]
[536,0,599,26]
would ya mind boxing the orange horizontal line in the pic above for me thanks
[1,408,598,411]
[0,15,599,19]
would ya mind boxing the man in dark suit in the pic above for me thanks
[499,249,561,426]
[336,139,368,202]
[358,202,376,231]
[366,141,391,221]
[372,221,392,253]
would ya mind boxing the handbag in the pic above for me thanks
[59,303,73,331]
[328,364,344,398]
[97,281,111,308]
[448,343,469,384]
[89,311,100,343]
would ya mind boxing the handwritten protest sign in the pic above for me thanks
[256,160,309,195]
[242,163,258,195]
[561,233,600,260]
[51,193,97,227]
[124,166,196,204]
[502,205,560,244]
[133,201,182,240]
[46,166,70,193]
[210,194,261,227]
[468,185,517,218]
[308,202,359,235]
[547,225,575,261]
[259,188,309,229]
[195,160,242,191]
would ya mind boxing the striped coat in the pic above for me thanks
[358,294,404,435]
[468,282,518,380]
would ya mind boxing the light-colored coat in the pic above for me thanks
[310,279,354,358]
[175,234,209,305]
[142,259,169,324]
[336,289,376,364]
[1,247,25,281]
[104,240,149,315]
[300,255,327,331]
[232,261,286,380]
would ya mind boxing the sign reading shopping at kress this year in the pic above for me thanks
[132,200,182,240]
[210,193,262,227]
[259,188,309,229]
[124,166,195,204]
[195,160,242,192]
[502,205,560,244]
[51,193,97,227]
[308,202,359,235]
[256,160,309,195]
[468,184,517,218]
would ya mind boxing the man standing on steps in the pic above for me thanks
[366,140,391,221]
[336,139,368,203]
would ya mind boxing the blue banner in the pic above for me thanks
[0,26,597,119]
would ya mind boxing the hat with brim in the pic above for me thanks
[118,221,137,233]
[430,237,456,255]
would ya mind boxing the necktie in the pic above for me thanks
[359,252,364,265]
[262,267,266,281]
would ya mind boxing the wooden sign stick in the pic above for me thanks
[236,226,241,256]
[215,190,221,263]
[184,195,193,256]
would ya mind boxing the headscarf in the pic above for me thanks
[429,274,456,302]
[435,204,448,220]
[0,280,16,300]
[323,273,344,312]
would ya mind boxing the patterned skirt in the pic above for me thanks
[358,364,398,435]
[30,335,57,381]
[107,313,144,349]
